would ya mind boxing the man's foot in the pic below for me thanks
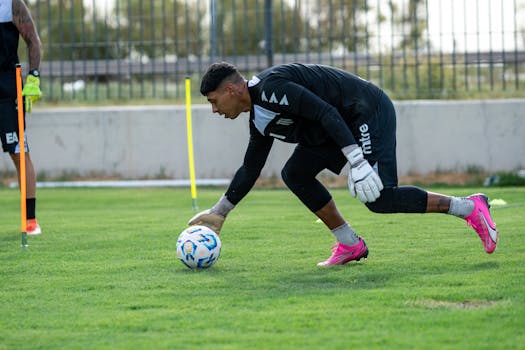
[26,219,42,236]
[465,194,498,254]
[317,238,368,266]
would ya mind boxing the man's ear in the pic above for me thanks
[224,81,242,95]
[222,82,234,95]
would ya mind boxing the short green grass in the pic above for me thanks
[0,186,523,350]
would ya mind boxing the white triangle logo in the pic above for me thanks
[261,91,268,102]
[269,92,279,103]
[279,94,289,105]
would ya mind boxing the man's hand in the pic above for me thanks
[22,74,42,113]
[188,209,226,234]
[344,145,384,203]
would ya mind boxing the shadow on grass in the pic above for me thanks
[0,232,21,243]
[170,254,501,297]
[469,261,500,270]
[282,270,391,291]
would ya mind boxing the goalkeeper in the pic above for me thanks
[190,62,499,266]
[0,0,43,235]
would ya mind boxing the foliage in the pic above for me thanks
[305,0,373,52]
[492,172,525,187]
[27,0,419,60]
[31,0,114,60]
[396,0,428,50]
[115,0,203,59]
[362,55,524,100]
[20,0,524,103]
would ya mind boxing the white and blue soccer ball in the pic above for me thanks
[176,225,221,269]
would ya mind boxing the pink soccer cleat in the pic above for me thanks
[317,238,369,266]
[465,194,498,254]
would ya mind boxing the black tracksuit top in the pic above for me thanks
[224,63,384,204]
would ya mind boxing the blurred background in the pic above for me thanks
[21,0,525,104]
[3,0,524,185]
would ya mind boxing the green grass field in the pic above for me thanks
[0,186,523,350]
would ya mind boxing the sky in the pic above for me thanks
[425,0,524,52]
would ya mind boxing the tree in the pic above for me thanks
[211,0,297,57]
[30,0,116,60]
[115,0,203,60]
[395,0,428,51]
[307,0,377,53]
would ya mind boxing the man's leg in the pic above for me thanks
[280,145,350,234]
[281,145,368,266]
[1,75,40,234]
[10,152,40,235]
[10,152,36,198]
[366,186,498,254]
[314,198,345,230]
[426,191,452,212]
[360,93,497,253]
[313,199,369,266]
[426,191,475,216]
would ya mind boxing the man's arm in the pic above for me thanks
[225,127,274,204]
[12,0,42,70]
[270,79,357,148]
[189,123,274,233]
[272,78,383,203]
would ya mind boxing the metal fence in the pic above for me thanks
[23,0,525,102]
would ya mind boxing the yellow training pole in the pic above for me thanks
[15,64,28,248]
[185,77,198,210]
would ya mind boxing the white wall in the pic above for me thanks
[1,99,524,180]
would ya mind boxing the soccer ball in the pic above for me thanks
[176,225,221,269]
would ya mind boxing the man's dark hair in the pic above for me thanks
[200,62,242,95]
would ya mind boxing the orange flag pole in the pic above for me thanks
[15,64,28,248]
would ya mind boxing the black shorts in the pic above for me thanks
[294,92,398,188]
[0,71,28,154]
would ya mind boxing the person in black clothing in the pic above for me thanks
[189,62,499,266]
[0,0,42,235]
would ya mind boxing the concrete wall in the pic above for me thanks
[1,99,524,180]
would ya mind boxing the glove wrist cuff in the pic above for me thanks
[342,145,364,167]
[211,195,235,217]
[25,75,40,85]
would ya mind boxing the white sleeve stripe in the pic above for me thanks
[253,104,280,136]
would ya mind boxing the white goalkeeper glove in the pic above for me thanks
[343,145,384,203]
[187,195,234,234]
[188,209,226,234]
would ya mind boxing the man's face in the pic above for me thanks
[206,82,242,119]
